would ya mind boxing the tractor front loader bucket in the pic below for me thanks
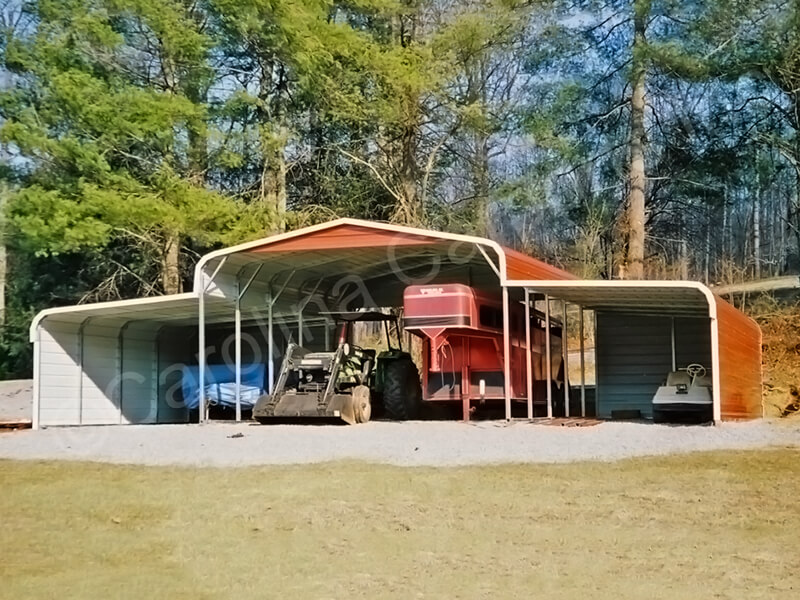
[252,391,359,425]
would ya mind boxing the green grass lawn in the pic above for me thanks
[1,450,798,599]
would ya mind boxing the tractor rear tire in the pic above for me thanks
[382,358,422,420]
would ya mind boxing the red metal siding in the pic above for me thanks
[715,296,763,420]
[503,247,577,282]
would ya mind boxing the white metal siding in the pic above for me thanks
[80,323,121,425]
[38,322,81,426]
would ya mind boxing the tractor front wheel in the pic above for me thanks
[353,385,372,424]
[382,358,422,420]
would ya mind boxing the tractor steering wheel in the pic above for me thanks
[685,363,706,380]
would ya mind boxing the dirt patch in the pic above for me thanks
[750,300,800,418]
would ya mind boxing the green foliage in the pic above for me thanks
[1,0,800,376]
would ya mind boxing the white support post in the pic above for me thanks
[197,257,227,424]
[235,282,242,422]
[593,310,599,416]
[525,289,533,421]
[77,319,88,426]
[579,307,586,418]
[671,316,677,371]
[545,295,553,419]
[502,286,512,421]
[118,322,131,424]
[563,299,569,418]
[32,329,40,430]
[198,290,206,424]
[298,310,303,347]
[267,293,274,394]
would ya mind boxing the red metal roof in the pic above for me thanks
[242,220,576,283]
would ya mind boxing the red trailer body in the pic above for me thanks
[403,284,562,417]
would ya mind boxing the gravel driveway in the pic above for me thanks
[1,420,798,467]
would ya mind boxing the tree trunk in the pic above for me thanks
[257,54,288,233]
[162,233,182,295]
[754,152,762,279]
[394,104,421,225]
[472,128,491,236]
[261,128,288,232]
[624,1,650,280]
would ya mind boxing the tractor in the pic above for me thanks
[252,311,422,424]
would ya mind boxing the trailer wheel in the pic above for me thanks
[382,358,422,420]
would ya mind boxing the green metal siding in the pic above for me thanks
[596,313,711,419]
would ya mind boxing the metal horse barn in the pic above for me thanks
[30,219,763,428]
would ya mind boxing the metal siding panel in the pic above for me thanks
[157,328,191,423]
[38,409,84,425]
[714,297,763,419]
[596,313,673,419]
[38,325,81,425]
[81,329,119,424]
[674,317,712,368]
[122,335,157,423]
[597,313,716,420]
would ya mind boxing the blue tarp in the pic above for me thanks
[181,363,266,410]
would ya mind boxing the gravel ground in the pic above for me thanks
[0,379,32,422]
[1,419,799,466]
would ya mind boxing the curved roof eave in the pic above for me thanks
[506,279,718,317]
[28,292,202,342]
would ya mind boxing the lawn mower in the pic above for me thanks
[651,363,713,424]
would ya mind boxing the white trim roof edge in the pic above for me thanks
[192,218,509,293]
[29,292,200,342]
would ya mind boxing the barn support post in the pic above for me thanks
[525,289,533,421]
[563,299,569,418]
[708,308,722,424]
[670,316,677,371]
[117,321,131,424]
[579,306,586,418]
[266,269,295,395]
[298,308,303,347]
[545,295,553,419]
[198,290,206,423]
[32,326,40,430]
[234,264,262,422]
[502,285,512,421]
[234,282,242,422]
[77,318,90,426]
[267,295,274,393]
[198,257,228,424]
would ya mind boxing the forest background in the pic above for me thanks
[1,0,798,378]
